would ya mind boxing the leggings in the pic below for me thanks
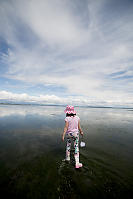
[66,132,79,163]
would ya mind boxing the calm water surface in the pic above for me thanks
[0,104,133,199]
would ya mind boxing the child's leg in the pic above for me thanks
[66,137,71,161]
[73,135,83,168]
[73,135,79,164]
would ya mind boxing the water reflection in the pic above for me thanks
[0,104,133,199]
[0,104,64,117]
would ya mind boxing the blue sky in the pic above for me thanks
[0,0,133,107]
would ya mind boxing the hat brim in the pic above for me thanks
[64,110,76,114]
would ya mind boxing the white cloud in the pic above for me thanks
[0,90,62,104]
[0,90,133,108]
[0,0,133,106]
[0,0,89,49]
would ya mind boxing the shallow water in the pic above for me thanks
[0,104,133,199]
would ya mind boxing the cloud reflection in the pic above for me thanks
[0,105,64,118]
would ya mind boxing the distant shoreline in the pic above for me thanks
[0,103,133,109]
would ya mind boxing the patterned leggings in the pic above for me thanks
[66,132,79,163]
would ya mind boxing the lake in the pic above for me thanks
[0,104,133,199]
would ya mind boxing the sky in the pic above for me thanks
[0,0,133,107]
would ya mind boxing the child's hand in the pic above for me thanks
[80,131,84,136]
[62,134,65,142]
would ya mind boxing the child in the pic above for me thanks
[62,105,83,168]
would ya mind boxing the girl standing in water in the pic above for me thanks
[62,105,83,168]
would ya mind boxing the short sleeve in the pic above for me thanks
[77,116,80,121]
[65,117,68,122]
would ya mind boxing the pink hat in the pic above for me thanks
[64,105,76,114]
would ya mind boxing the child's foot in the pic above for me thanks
[65,157,70,161]
[75,163,83,169]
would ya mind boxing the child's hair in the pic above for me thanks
[66,113,76,117]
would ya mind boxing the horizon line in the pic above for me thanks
[0,102,133,109]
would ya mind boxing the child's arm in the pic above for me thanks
[62,121,68,141]
[78,120,83,135]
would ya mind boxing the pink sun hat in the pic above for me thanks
[64,105,76,114]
